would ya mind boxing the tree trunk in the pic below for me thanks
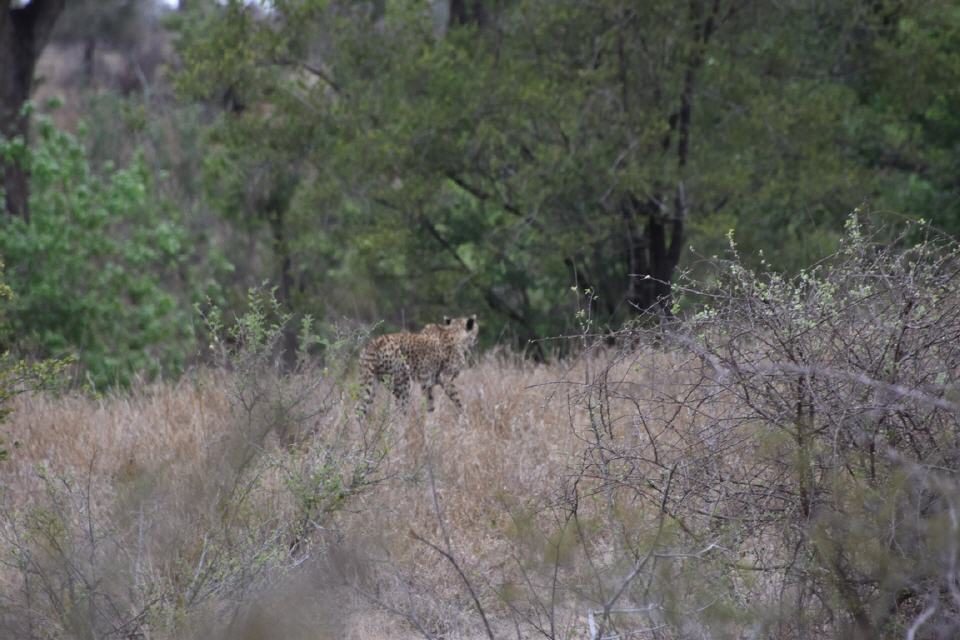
[621,0,718,316]
[268,206,298,369]
[448,0,488,28]
[620,193,683,315]
[621,194,654,312]
[0,0,66,222]
[82,34,96,85]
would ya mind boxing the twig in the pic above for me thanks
[409,462,496,640]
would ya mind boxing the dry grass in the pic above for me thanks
[3,372,229,497]
[1,349,610,503]
[0,349,649,639]
[4,335,900,639]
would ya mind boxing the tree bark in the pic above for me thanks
[448,0,488,28]
[622,0,719,316]
[82,34,96,85]
[0,0,66,222]
[267,196,298,370]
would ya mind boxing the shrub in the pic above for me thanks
[567,216,960,639]
[0,289,387,639]
[0,264,71,461]
[0,113,194,387]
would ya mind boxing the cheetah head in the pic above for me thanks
[442,314,479,348]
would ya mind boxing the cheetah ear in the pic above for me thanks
[466,317,475,331]
[444,316,452,325]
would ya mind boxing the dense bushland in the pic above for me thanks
[0,114,199,387]
[5,1,960,383]
[2,221,959,639]
[3,2,960,638]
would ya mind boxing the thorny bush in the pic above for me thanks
[569,216,960,639]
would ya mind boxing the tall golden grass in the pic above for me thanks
[1,349,650,639]
[4,315,949,638]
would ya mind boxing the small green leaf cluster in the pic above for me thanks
[0,116,193,387]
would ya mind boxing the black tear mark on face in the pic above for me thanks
[466,317,475,331]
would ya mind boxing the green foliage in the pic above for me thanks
[201,286,293,362]
[13,0,953,378]
[0,116,193,387]
[170,0,960,348]
[0,264,72,460]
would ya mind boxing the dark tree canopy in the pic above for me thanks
[3,0,960,371]
[170,0,960,348]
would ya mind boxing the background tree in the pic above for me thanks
[0,116,196,386]
[175,0,930,348]
[0,0,65,221]
[3,0,959,376]
[51,0,144,86]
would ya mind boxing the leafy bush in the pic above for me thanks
[0,114,194,387]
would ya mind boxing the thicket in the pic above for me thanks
[170,0,960,350]
[0,292,387,639]
[1,219,959,639]
[0,111,198,387]
[558,217,960,638]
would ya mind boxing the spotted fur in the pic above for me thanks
[357,315,478,418]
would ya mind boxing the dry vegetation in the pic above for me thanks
[0,349,615,639]
[2,220,960,640]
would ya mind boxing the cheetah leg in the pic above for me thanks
[357,369,377,419]
[439,374,463,412]
[390,368,412,411]
[421,383,436,412]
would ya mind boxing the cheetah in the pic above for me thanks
[357,315,478,418]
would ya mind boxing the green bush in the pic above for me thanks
[0,264,72,460]
[0,115,194,387]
